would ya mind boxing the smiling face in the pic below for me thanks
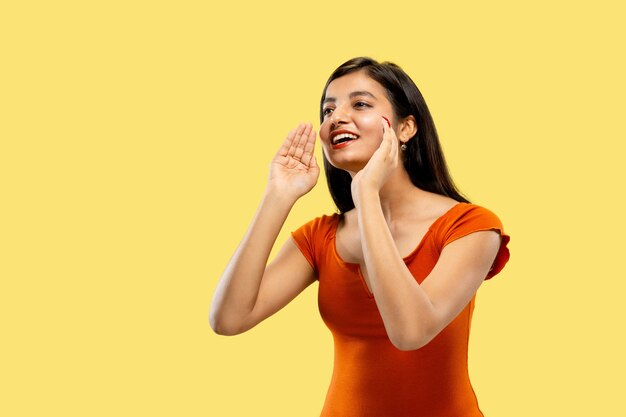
[320,70,396,174]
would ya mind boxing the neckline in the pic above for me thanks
[331,202,468,266]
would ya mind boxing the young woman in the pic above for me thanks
[210,57,511,416]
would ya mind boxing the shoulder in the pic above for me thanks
[298,212,340,230]
[290,213,340,272]
[434,202,511,279]
[291,212,340,241]
[440,202,505,230]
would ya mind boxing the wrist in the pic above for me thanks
[263,185,299,208]
[353,183,380,209]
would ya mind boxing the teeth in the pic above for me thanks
[332,133,358,144]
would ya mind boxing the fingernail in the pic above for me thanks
[382,116,391,127]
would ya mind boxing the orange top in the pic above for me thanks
[291,203,511,417]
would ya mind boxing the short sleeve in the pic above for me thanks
[290,214,337,276]
[441,205,511,280]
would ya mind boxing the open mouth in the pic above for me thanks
[332,133,358,145]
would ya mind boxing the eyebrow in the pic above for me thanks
[323,90,377,105]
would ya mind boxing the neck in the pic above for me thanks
[353,165,431,222]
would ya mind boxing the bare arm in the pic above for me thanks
[356,188,501,350]
[209,123,319,336]
[351,117,501,350]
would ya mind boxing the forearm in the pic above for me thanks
[356,188,435,348]
[209,186,296,332]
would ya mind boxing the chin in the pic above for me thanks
[324,154,368,175]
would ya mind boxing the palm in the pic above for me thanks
[269,123,319,199]
[350,118,399,205]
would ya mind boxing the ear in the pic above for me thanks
[398,115,418,143]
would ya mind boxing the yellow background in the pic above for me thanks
[2,1,625,415]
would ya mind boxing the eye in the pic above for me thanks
[354,101,371,109]
[322,107,334,117]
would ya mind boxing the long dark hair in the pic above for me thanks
[320,57,470,213]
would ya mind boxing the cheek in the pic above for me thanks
[319,119,331,142]
[358,113,383,132]
[358,113,385,141]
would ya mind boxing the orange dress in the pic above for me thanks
[291,203,511,417]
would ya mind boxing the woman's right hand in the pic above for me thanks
[267,122,319,200]
[210,122,319,336]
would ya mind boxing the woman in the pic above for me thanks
[210,57,511,416]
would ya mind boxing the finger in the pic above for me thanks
[390,135,399,163]
[379,120,392,155]
[302,126,317,167]
[309,152,319,170]
[293,122,311,161]
[286,123,306,157]
[381,118,392,147]
[382,117,398,139]
[381,116,391,135]
[277,126,299,157]
[290,122,307,159]
[390,130,399,162]
[382,118,399,161]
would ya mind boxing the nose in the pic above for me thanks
[329,103,350,128]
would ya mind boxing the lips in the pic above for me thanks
[330,129,359,148]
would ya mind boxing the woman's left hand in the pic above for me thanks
[351,117,399,205]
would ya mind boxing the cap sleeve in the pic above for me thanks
[290,214,337,276]
[440,205,511,280]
